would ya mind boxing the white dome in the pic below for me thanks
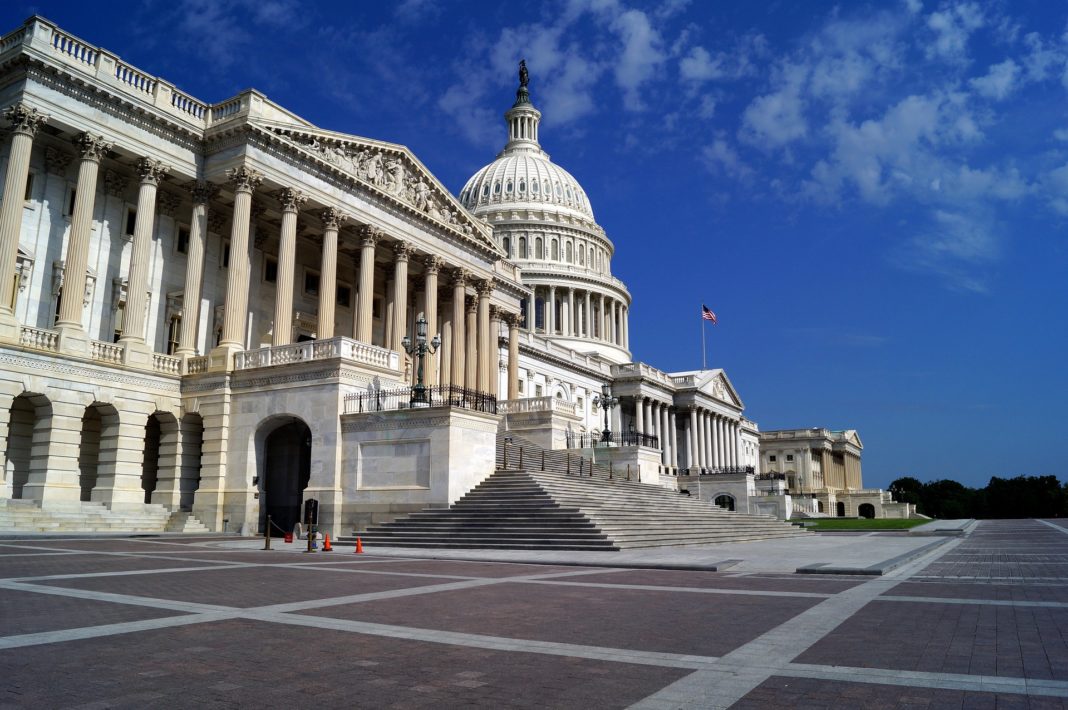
[459,152,594,222]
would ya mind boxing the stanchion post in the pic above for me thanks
[263,515,272,550]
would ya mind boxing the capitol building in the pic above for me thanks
[0,17,910,537]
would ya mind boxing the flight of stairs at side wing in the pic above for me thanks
[0,499,211,534]
[350,431,809,550]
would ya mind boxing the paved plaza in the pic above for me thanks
[1,520,1067,708]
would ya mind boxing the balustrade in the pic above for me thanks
[233,336,399,371]
[152,353,181,375]
[185,355,210,374]
[89,340,123,364]
[19,326,58,352]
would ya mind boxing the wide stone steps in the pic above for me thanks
[0,500,210,534]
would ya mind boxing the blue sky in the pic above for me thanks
[5,1,1067,489]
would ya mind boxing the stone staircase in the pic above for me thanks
[350,432,809,550]
[0,499,211,534]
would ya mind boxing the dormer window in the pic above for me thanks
[482,184,490,198]
[518,179,526,193]
[505,180,513,193]
[493,181,501,195]
[532,181,539,194]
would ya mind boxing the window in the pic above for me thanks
[113,303,125,343]
[554,182,562,197]
[221,240,230,269]
[535,237,543,259]
[167,315,181,355]
[769,455,777,463]
[263,255,278,283]
[337,284,352,308]
[550,240,559,261]
[518,179,526,193]
[23,173,34,202]
[786,454,794,462]
[518,236,526,258]
[565,242,573,263]
[505,180,513,193]
[482,184,490,198]
[64,188,77,217]
[534,384,543,397]
[124,207,137,236]
[502,236,510,256]
[532,181,539,194]
[493,181,501,195]
[518,380,525,394]
[175,225,190,255]
[304,269,320,297]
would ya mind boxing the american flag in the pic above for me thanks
[701,304,717,323]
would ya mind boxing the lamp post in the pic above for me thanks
[594,382,618,444]
[401,312,440,407]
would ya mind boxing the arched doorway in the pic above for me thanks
[836,501,846,517]
[179,413,204,512]
[714,494,735,511]
[6,392,51,500]
[141,412,179,505]
[262,419,311,535]
[78,402,119,502]
[817,500,825,513]
[858,503,875,519]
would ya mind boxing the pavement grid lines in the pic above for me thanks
[0,519,1067,708]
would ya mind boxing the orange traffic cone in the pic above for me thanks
[354,537,364,554]
[322,533,333,552]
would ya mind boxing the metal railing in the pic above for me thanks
[565,431,660,449]
[679,465,756,476]
[344,385,496,415]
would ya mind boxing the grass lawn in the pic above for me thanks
[794,518,931,531]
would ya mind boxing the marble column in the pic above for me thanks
[355,225,380,343]
[56,133,111,348]
[547,285,556,334]
[567,288,575,336]
[525,290,535,332]
[440,298,452,388]
[702,411,712,469]
[622,306,629,349]
[661,404,670,467]
[488,305,501,397]
[635,396,644,435]
[270,187,305,346]
[422,255,443,386]
[612,301,620,345]
[120,157,170,358]
[0,104,46,339]
[476,279,494,392]
[317,208,348,340]
[506,313,520,399]
[176,181,218,356]
[211,166,262,368]
[464,295,477,389]
[450,269,467,387]
[687,407,697,470]
[669,408,679,469]
[390,241,411,353]
[583,291,591,338]
[711,415,720,468]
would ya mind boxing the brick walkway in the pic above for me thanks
[1,521,1067,708]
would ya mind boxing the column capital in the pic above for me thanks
[476,278,495,296]
[76,133,113,163]
[393,239,413,261]
[189,180,220,205]
[225,165,263,193]
[358,224,382,247]
[422,254,445,275]
[44,147,71,175]
[136,156,169,186]
[503,312,522,328]
[320,205,349,229]
[489,304,501,321]
[275,186,307,213]
[4,103,47,137]
[451,267,469,287]
[465,294,478,313]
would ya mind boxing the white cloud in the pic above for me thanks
[679,46,723,82]
[970,59,1019,100]
[701,137,752,181]
[608,8,667,110]
[739,63,808,148]
[896,209,1000,292]
[925,2,985,62]
[1045,163,1068,215]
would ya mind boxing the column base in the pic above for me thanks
[208,343,242,372]
[120,340,152,367]
[55,324,90,356]
[0,310,19,344]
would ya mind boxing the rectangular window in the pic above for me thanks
[113,303,125,343]
[263,255,278,284]
[175,225,190,255]
[23,173,34,202]
[65,188,77,217]
[124,207,137,237]
[786,454,794,462]
[304,269,320,297]
[769,455,777,463]
[167,316,181,355]
[221,240,230,269]
[534,384,543,397]
[336,284,351,308]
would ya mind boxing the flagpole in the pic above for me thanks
[701,317,707,370]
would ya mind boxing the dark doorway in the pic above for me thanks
[263,420,312,535]
[141,415,161,504]
[858,503,875,519]
[836,501,846,517]
[714,494,735,512]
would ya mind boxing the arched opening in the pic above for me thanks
[551,240,559,261]
[78,402,119,502]
[140,411,180,505]
[261,419,312,535]
[6,392,51,500]
[817,500,825,513]
[141,415,161,504]
[501,236,510,257]
[836,501,846,517]
[858,503,875,519]
[518,236,526,258]
[179,413,204,512]
[534,297,544,331]
[714,494,735,511]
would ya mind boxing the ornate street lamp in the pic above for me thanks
[401,312,440,407]
[594,382,618,443]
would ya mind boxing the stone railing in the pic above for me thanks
[89,339,123,364]
[185,355,210,374]
[234,336,399,372]
[612,361,674,385]
[19,325,58,352]
[497,396,580,417]
[152,353,181,375]
[518,331,613,375]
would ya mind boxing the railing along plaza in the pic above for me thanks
[344,385,497,415]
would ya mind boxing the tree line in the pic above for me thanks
[888,475,1067,519]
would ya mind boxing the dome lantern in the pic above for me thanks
[504,59,543,155]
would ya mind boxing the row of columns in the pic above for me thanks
[634,396,679,469]
[685,407,741,470]
[526,284,628,349]
[0,105,518,396]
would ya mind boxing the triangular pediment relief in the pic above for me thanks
[674,368,744,409]
[253,120,501,255]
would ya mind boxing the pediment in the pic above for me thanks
[253,120,501,255]
[697,369,744,409]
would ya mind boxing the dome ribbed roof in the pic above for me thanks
[459,153,594,221]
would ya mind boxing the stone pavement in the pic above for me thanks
[0,520,1065,708]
